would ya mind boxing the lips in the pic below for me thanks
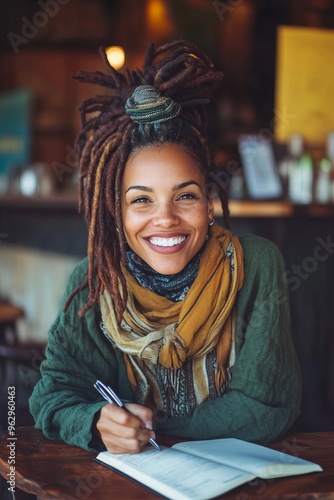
[148,236,187,247]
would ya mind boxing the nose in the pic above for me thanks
[152,201,180,227]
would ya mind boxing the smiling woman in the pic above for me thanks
[29,40,301,455]
[122,144,213,275]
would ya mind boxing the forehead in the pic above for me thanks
[123,144,205,184]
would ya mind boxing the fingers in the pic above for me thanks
[95,403,156,454]
[124,402,154,431]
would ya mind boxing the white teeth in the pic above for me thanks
[149,236,186,247]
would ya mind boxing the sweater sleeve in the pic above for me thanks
[156,236,302,444]
[29,258,134,451]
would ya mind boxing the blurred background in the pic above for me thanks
[0,0,333,438]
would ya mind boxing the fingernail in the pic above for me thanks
[145,421,153,431]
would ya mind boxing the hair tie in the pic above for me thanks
[125,85,181,125]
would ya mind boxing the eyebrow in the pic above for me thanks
[125,180,201,194]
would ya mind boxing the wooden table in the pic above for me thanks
[0,427,333,499]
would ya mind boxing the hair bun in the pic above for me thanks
[125,85,181,124]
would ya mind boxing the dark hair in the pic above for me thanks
[64,40,229,324]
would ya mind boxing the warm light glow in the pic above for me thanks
[105,46,125,70]
[147,0,165,22]
[146,0,174,38]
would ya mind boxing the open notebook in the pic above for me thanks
[96,437,322,500]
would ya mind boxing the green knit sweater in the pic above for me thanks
[29,234,301,451]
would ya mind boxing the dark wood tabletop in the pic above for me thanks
[0,427,333,500]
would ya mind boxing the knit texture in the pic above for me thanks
[29,234,301,451]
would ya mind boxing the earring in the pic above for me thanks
[206,218,214,240]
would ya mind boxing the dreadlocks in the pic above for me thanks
[64,39,229,325]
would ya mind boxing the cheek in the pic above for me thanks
[122,210,147,243]
[121,209,132,241]
[185,205,209,228]
[122,216,134,240]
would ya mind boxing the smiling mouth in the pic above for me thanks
[148,236,187,247]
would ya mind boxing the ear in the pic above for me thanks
[207,191,214,221]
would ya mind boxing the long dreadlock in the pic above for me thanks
[64,39,230,325]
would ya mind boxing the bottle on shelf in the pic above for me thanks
[278,133,302,199]
[294,153,314,204]
[315,131,334,203]
[279,133,314,203]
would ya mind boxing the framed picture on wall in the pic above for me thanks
[238,135,283,200]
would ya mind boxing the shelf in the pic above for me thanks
[227,200,294,218]
[0,192,79,211]
[214,199,334,218]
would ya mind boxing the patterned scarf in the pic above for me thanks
[126,247,203,302]
[100,223,244,414]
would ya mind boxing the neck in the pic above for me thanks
[126,246,204,302]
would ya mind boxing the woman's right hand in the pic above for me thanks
[95,402,156,454]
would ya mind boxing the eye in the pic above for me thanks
[177,192,199,201]
[130,196,152,204]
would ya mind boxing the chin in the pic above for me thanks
[149,261,186,275]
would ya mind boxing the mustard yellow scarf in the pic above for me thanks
[100,223,244,412]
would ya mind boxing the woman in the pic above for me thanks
[30,40,301,454]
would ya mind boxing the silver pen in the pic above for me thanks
[94,379,162,451]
